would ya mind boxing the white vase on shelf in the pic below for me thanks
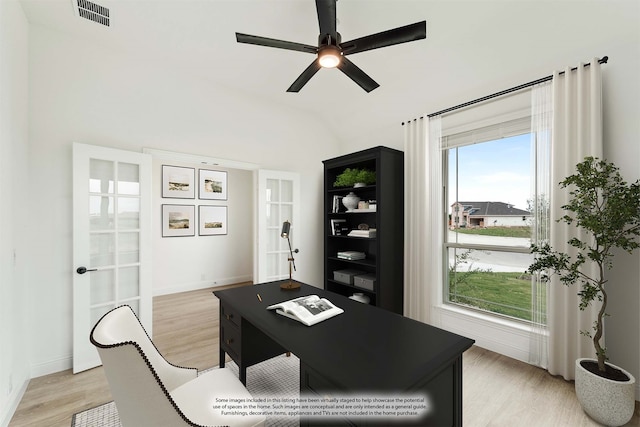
[342,192,360,211]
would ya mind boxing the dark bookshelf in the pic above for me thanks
[323,146,404,314]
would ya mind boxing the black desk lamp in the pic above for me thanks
[281,220,300,290]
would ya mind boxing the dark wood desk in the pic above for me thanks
[215,280,474,426]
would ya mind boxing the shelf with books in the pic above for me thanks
[323,146,404,314]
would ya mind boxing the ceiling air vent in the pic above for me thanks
[72,0,110,27]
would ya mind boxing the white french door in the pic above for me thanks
[72,143,152,373]
[255,170,300,283]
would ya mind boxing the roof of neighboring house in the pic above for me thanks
[453,201,531,217]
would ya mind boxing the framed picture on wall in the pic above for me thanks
[199,169,228,200]
[162,204,195,237]
[162,165,195,199]
[199,205,227,236]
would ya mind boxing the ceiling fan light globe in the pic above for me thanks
[318,46,341,68]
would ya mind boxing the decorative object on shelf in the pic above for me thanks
[198,205,227,236]
[330,219,347,235]
[198,169,228,200]
[333,168,376,188]
[527,157,640,426]
[357,200,369,209]
[162,165,195,199]
[280,220,301,290]
[342,192,360,211]
[348,229,376,238]
[333,269,365,285]
[357,223,370,230]
[162,204,195,237]
[337,251,366,260]
[349,293,371,304]
[354,274,376,291]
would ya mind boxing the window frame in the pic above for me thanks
[441,124,538,325]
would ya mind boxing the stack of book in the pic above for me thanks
[331,195,343,213]
[337,251,366,260]
[347,229,377,238]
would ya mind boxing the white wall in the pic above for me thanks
[0,1,30,425]
[26,24,341,378]
[341,0,640,396]
[151,159,254,295]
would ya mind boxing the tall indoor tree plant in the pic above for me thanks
[527,156,640,425]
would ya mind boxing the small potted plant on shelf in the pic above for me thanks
[333,168,376,188]
[526,156,640,426]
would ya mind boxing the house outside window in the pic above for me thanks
[443,126,542,323]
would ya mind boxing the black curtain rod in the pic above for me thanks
[402,56,608,124]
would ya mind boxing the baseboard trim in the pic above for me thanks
[0,377,29,427]
[152,275,253,297]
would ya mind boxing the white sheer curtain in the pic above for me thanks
[529,81,552,368]
[547,59,603,379]
[403,116,442,323]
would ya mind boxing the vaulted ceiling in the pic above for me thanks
[18,0,620,144]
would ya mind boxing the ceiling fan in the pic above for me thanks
[235,0,426,93]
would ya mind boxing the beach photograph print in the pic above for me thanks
[162,204,195,237]
[162,165,195,199]
[199,169,228,200]
[199,205,227,236]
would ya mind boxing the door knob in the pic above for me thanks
[76,266,97,274]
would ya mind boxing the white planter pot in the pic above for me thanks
[575,358,636,426]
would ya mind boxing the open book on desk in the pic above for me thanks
[266,295,344,326]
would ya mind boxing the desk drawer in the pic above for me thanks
[220,302,241,328]
[221,318,241,359]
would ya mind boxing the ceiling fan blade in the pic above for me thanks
[287,60,322,92]
[337,57,379,93]
[236,33,317,54]
[340,21,426,55]
[316,0,337,37]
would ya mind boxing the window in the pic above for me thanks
[442,117,543,324]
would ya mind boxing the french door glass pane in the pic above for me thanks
[118,232,139,264]
[267,204,279,227]
[266,179,279,201]
[119,266,140,299]
[280,204,293,224]
[267,228,279,251]
[266,253,279,278]
[89,159,114,194]
[118,162,140,195]
[90,232,115,266]
[280,180,293,202]
[90,269,114,305]
[89,196,114,230]
[118,197,140,229]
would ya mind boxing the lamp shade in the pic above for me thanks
[281,220,291,238]
[318,45,341,68]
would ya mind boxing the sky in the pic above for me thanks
[448,133,532,211]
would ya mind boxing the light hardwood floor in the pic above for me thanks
[9,284,640,427]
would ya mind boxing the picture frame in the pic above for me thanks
[162,205,195,237]
[162,165,195,199]
[199,205,228,236]
[199,169,228,200]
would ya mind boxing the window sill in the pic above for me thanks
[434,303,545,364]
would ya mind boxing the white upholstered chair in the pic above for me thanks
[90,305,265,427]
